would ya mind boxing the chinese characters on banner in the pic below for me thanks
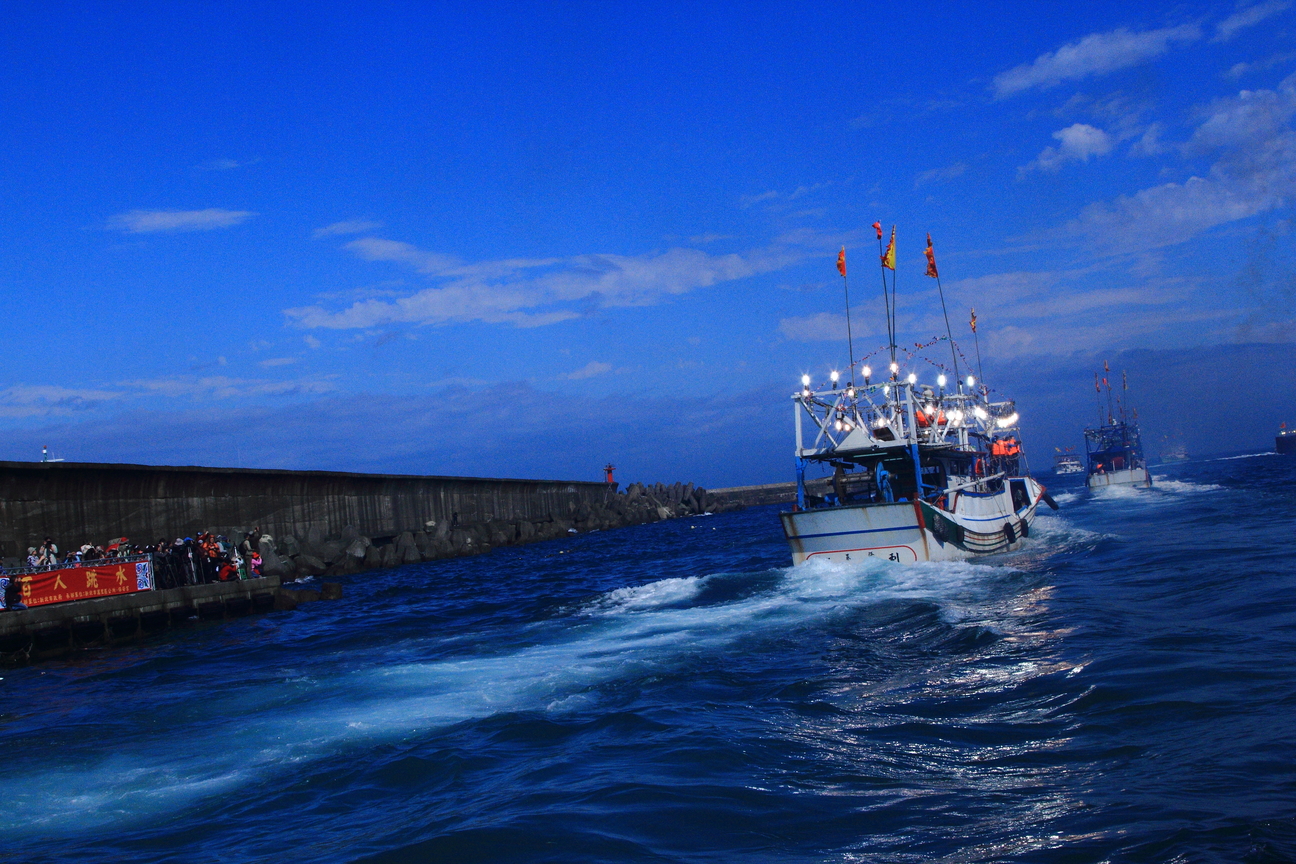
[19,560,154,607]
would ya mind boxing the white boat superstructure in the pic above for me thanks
[1054,450,1084,475]
[780,368,1056,565]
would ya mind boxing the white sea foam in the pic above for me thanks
[1150,477,1223,493]
[1214,452,1276,460]
[585,575,705,614]
[0,557,1011,836]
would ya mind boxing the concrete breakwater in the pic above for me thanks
[258,479,725,579]
[0,461,730,578]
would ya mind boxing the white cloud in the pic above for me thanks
[1129,123,1168,156]
[560,361,613,380]
[1064,72,1296,250]
[915,162,968,187]
[108,209,256,233]
[313,219,385,238]
[288,238,808,330]
[1224,51,1296,79]
[739,190,778,207]
[0,385,122,418]
[119,376,336,400]
[304,335,322,349]
[1213,0,1291,42]
[258,357,299,367]
[778,311,882,344]
[1022,124,1114,173]
[994,24,1200,97]
[195,158,259,171]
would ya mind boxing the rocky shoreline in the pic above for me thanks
[257,481,739,579]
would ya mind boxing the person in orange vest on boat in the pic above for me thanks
[991,438,1021,456]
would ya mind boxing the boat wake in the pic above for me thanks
[0,556,1014,838]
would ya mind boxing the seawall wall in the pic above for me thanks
[0,461,615,556]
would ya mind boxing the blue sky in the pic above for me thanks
[1,1,1294,485]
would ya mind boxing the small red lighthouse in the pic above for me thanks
[604,463,616,483]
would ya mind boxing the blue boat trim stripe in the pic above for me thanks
[789,524,918,540]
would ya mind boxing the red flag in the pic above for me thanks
[837,246,846,277]
[924,233,939,279]
[970,308,978,333]
[1103,377,1109,389]
[872,221,882,240]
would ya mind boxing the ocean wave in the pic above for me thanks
[1150,478,1223,493]
[0,554,1014,837]
[583,575,705,614]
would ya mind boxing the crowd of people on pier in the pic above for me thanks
[1,529,266,610]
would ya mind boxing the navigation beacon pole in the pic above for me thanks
[837,247,856,385]
[969,307,984,389]
[924,233,960,391]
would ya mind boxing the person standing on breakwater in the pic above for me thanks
[37,537,58,566]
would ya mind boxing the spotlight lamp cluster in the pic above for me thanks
[791,359,1022,461]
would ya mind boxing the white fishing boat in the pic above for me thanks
[1084,421,1151,488]
[780,368,1055,564]
[1053,448,1084,475]
[780,230,1055,566]
[1083,368,1151,488]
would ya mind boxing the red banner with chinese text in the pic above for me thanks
[19,560,154,608]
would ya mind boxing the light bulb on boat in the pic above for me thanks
[862,365,871,379]
[907,373,917,385]
[996,412,1019,428]
[949,409,963,423]
[937,374,947,387]
[883,385,890,396]
[830,370,839,382]
[889,362,899,375]
[973,406,988,420]
[966,375,975,388]
[801,374,811,387]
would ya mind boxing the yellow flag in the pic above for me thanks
[880,226,896,270]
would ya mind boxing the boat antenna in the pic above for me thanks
[969,307,984,386]
[1103,360,1114,423]
[837,246,856,383]
[1121,370,1129,423]
[925,233,960,389]
[872,222,895,365]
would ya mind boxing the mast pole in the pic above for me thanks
[970,308,984,386]
[874,223,894,365]
[928,234,960,390]
[840,250,856,384]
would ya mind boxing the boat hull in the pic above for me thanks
[780,478,1043,565]
[1086,466,1151,488]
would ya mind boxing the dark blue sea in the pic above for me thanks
[4,454,1295,863]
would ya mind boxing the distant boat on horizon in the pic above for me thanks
[1053,447,1083,475]
[1158,433,1189,464]
[1278,422,1296,455]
